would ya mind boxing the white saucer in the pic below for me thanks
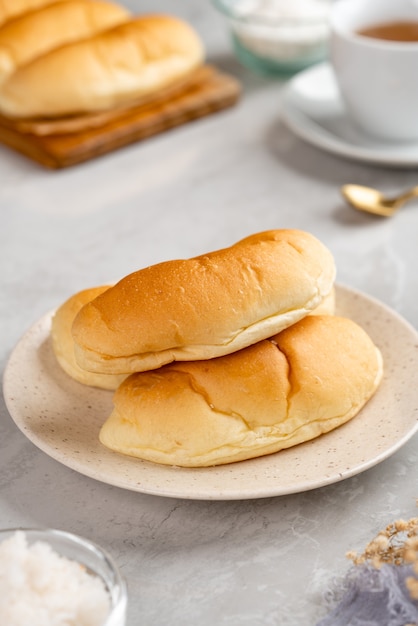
[281,62,418,168]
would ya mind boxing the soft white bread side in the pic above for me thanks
[0,14,205,118]
[72,229,336,375]
[0,0,131,84]
[51,286,127,390]
[99,315,384,467]
[0,0,68,27]
[310,286,335,316]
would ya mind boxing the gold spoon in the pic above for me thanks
[341,183,418,217]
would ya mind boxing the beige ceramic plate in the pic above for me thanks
[3,284,418,500]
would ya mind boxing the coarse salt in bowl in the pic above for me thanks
[212,0,333,75]
[0,528,127,626]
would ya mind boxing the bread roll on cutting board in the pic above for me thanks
[0,13,205,118]
[0,0,131,84]
[51,285,127,390]
[71,229,336,375]
[99,315,383,467]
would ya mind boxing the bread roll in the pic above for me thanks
[0,0,67,27]
[0,0,130,84]
[310,286,335,316]
[0,14,204,118]
[53,282,335,389]
[99,315,383,467]
[72,229,336,375]
[51,286,127,390]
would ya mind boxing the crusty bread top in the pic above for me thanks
[72,229,336,375]
[51,285,127,390]
[0,13,205,118]
[0,0,131,84]
[99,315,383,467]
[0,0,68,27]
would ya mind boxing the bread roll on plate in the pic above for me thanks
[0,0,130,84]
[0,14,204,118]
[71,229,336,375]
[99,315,383,467]
[51,285,127,390]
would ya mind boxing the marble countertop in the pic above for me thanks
[1,1,418,624]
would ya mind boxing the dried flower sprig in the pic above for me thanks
[346,517,418,600]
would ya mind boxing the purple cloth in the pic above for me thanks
[316,563,418,626]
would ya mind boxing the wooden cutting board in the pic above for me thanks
[0,65,241,169]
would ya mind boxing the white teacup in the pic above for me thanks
[330,0,418,142]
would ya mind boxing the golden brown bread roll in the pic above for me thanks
[0,0,67,27]
[52,269,333,387]
[71,229,336,375]
[51,286,127,390]
[0,0,131,84]
[0,14,204,118]
[99,315,383,467]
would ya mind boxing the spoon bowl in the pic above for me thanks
[341,184,418,216]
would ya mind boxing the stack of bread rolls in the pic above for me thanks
[0,0,204,121]
[51,229,383,467]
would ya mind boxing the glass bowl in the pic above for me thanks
[212,0,333,75]
[0,527,127,626]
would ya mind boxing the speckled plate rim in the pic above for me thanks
[3,284,418,500]
[281,62,418,168]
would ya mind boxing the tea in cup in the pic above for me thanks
[330,0,418,141]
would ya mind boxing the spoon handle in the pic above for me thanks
[402,185,418,201]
